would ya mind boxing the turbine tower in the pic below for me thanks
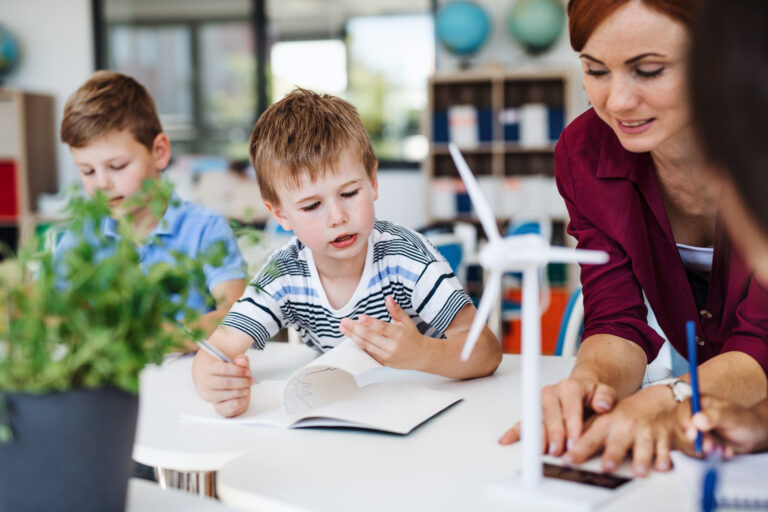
[449,144,616,509]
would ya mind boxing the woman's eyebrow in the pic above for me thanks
[579,52,666,65]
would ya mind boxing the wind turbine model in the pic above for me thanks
[448,144,622,510]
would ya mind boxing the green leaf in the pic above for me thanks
[0,180,220,394]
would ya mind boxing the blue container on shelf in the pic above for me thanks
[501,108,521,143]
[548,106,565,142]
[455,191,472,215]
[433,111,449,143]
[478,108,493,143]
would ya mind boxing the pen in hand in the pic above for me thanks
[197,339,234,364]
[687,320,703,456]
[701,445,722,512]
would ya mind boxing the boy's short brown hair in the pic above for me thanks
[60,70,163,150]
[249,88,377,205]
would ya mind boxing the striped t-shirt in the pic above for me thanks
[221,220,472,352]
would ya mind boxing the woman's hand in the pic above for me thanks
[562,385,683,476]
[499,376,618,456]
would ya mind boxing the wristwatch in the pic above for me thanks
[651,377,693,402]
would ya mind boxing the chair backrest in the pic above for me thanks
[555,287,584,356]
[420,222,477,286]
[423,232,465,283]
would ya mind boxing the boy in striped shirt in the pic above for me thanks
[193,89,502,417]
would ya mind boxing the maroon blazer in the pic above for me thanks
[555,108,768,377]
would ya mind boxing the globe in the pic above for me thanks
[436,1,491,57]
[506,0,566,54]
[0,25,20,81]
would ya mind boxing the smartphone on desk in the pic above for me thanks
[543,462,633,490]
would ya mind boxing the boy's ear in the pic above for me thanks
[151,133,172,173]
[263,200,292,231]
[370,161,379,201]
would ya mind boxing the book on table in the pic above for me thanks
[181,340,462,435]
[671,451,768,510]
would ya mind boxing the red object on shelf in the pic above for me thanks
[0,161,19,218]
[502,288,568,355]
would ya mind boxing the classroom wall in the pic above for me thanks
[1,0,94,189]
[376,170,428,230]
[435,0,578,72]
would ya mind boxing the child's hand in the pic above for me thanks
[192,352,253,418]
[685,395,768,456]
[340,295,427,370]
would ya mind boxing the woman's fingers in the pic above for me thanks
[630,424,654,477]
[590,383,618,413]
[655,431,672,471]
[559,380,588,448]
[499,422,522,445]
[542,386,567,454]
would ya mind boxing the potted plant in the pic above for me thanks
[0,182,223,511]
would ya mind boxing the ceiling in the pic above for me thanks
[105,0,432,37]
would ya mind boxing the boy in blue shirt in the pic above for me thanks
[56,71,247,340]
[193,88,502,418]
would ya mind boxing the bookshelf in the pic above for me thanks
[425,69,575,225]
[424,69,579,353]
[0,89,58,254]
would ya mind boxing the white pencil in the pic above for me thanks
[197,340,233,364]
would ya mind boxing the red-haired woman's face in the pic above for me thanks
[580,1,691,155]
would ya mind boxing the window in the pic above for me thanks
[346,14,434,163]
[270,39,347,100]
[98,0,434,165]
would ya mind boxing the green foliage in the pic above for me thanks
[0,181,217,395]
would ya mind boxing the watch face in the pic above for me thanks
[673,380,693,401]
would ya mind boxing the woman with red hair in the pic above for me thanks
[500,0,768,477]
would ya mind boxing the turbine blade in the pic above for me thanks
[461,269,501,361]
[540,246,609,265]
[448,143,501,241]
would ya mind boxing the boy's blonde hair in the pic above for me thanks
[60,70,163,150]
[249,88,377,205]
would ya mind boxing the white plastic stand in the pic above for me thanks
[448,142,622,511]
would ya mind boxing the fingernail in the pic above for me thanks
[548,442,557,454]
[566,438,574,451]
[657,461,669,471]
[562,454,573,466]
[603,460,616,472]
[633,465,647,477]
[596,400,610,411]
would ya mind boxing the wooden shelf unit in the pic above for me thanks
[0,89,58,253]
[425,69,575,224]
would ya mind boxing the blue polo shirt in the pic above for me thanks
[54,194,247,314]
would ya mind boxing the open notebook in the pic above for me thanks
[182,340,462,435]
[671,451,768,510]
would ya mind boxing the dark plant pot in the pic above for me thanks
[0,387,139,512]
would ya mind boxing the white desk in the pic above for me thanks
[136,344,696,511]
[214,355,697,512]
[126,478,235,511]
[135,342,318,473]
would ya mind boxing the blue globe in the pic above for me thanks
[436,1,491,57]
[0,25,20,80]
[506,0,566,54]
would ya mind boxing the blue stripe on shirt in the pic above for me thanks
[367,265,420,288]
[272,286,320,302]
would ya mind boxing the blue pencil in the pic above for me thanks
[686,320,703,455]
[701,449,722,512]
